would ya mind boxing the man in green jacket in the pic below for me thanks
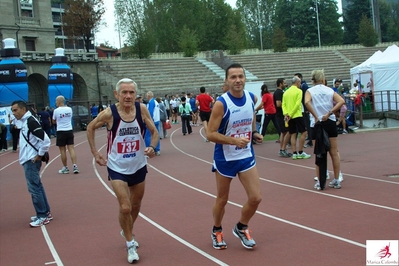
[282,76,311,160]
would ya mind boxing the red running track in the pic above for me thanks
[1,125,398,265]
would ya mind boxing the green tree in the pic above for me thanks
[358,14,378,47]
[342,0,371,44]
[379,0,399,42]
[178,26,198,57]
[62,0,105,52]
[274,0,342,48]
[236,0,276,49]
[115,0,155,58]
[115,0,242,53]
[224,23,246,54]
[272,27,288,52]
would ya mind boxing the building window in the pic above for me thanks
[25,39,36,51]
[20,0,34,17]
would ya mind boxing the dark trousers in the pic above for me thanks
[42,123,51,138]
[0,127,7,150]
[11,127,20,151]
[303,112,312,145]
[181,116,192,134]
[261,113,280,136]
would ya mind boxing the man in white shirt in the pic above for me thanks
[52,95,79,174]
[145,91,161,155]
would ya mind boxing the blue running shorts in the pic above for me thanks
[212,157,256,178]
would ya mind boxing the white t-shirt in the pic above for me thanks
[307,84,336,127]
[53,106,73,131]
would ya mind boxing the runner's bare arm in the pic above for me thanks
[206,101,249,148]
[87,107,113,166]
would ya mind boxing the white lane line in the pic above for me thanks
[261,178,399,212]
[36,134,106,266]
[198,126,399,185]
[170,132,399,212]
[147,163,366,249]
[256,155,399,185]
[93,144,229,266]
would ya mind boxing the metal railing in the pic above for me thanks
[345,90,399,128]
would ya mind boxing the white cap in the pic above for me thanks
[55,48,65,56]
[3,38,16,49]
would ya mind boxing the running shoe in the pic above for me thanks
[73,165,79,174]
[291,153,298,160]
[30,217,50,227]
[31,212,53,222]
[297,152,311,159]
[314,171,330,181]
[338,172,344,182]
[232,225,256,249]
[278,150,290,158]
[314,181,321,191]
[127,244,139,263]
[120,230,139,248]
[58,166,69,174]
[211,230,227,250]
[328,179,341,189]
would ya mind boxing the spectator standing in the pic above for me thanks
[295,73,313,148]
[48,107,56,137]
[282,76,311,160]
[11,100,52,227]
[188,93,198,126]
[90,103,99,120]
[164,94,171,120]
[86,78,159,263]
[145,91,161,155]
[196,86,214,142]
[8,112,22,152]
[98,102,104,113]
[274,78,291,157]
[178,96,193,135]
[37,107,51,138]
[170,95,178,124]
[305,70,345,190]
[135,94,143,103]
[207,63,262,250]
[157,97,167,139]
[0,123,7,151]
[52,95,79,174]
[255,84,280,138]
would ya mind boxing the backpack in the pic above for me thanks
[22,116,50,164]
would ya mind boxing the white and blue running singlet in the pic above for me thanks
[107,103,147,174]
[214,90,256,162]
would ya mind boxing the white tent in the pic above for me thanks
[370,44,399,111]
[349,45,399,111]
[350,50,383,94]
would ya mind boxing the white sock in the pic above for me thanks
[126,240,135,248]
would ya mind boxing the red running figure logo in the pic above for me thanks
[377,243,392,259]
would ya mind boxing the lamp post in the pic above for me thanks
[315,0,321,48]
[257,0,263,51]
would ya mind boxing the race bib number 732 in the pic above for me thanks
[117,140,139,153]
